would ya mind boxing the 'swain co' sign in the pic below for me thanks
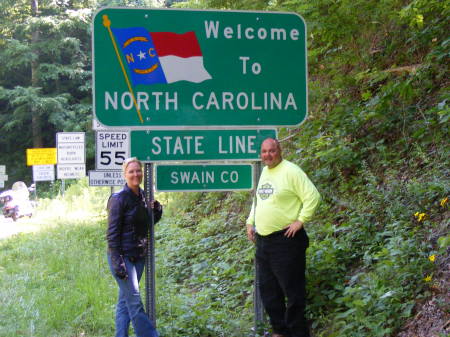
[155,164,253,192]
[92,8,307,129]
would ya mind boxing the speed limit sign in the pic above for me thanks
[96,131,130,170]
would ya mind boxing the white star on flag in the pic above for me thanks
[137,50,146,60]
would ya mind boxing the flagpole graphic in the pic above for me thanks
[103,15,144,124]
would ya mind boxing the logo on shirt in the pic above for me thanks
[258,183,274,200]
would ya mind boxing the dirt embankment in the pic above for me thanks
[397,215,450,337]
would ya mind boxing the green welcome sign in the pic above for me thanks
[92,8,307,128]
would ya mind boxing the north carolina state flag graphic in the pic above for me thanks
[111,27,212,85]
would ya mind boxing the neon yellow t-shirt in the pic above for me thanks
[246,159,321,236]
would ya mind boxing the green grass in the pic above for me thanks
[0,220,114,337]
[0,182,256,337]
[0,209,255,337]
[0,181,116,337]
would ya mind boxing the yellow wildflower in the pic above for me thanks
[414,212,420,217]
[424,275,432,282]
[417,213,426,222]
[440,197,448,207]
[429,255,436,262]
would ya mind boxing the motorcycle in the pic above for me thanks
[0,193,17,220]
[0,181,34,221]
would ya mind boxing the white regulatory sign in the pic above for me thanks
[57,143,85,164]
[57,164,86,180]
[57,132,85,143]
[96,131,129,170]
[33,165,55,182]
[89,170,125,186]
[0,165,5,174]
[57,132,85,164]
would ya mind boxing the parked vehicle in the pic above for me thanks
[0,181,34,221]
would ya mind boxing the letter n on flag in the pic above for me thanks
[111,27,212,85]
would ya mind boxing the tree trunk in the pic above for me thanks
[31,0,43,148]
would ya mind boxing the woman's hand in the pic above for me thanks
[110,250,128,280]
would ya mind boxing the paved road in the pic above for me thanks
[0,214,38,240]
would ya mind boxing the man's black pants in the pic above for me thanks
[256,228,310,337]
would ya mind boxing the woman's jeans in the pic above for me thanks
[107,253,159,337]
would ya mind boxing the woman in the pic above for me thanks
[107,157,162,337]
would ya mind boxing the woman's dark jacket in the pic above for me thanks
[107,184,162,258]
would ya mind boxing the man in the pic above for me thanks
[246,138,321,337]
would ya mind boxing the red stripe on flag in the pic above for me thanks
[150,31,202,58]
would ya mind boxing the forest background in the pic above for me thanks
[0,0,448,336]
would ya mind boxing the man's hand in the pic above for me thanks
[246,224,256,242]
[284,220,304,238]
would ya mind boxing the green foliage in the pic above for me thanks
[0,2,93,186]
[157,1,449,336]
[35,177,111,221]
[283,5,448,330]
[155,191,256,336]
[306,175,447,335]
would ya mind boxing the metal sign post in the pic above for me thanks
[0,165,7,189]
[144,163,156,325]
[61,179,65,196]
[252,161,265,335]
